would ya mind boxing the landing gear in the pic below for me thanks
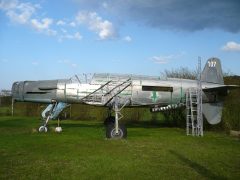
[39,125,48,132]
[105,96,129,139]
[106,123,127,139]
[38,115,51,133]
[39,101,67,133]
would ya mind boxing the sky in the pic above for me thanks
[0,0,240,89]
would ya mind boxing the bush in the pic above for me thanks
[222,76,240,131]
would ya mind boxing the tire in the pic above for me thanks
[39,126,48,132]
[106,123,127,139]
[104,116,115,126]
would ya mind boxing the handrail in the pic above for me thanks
[81,80,112,101]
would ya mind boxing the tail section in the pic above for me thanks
[201,57,224,124]
[201,57,224,84]
[201,58,239,125]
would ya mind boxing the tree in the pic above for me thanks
[161,67,197,80]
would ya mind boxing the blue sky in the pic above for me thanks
[0,0,240,89]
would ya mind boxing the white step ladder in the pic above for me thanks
[186,89,203,136]
[186,58,203,136]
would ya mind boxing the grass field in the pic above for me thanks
[0,116,239,179]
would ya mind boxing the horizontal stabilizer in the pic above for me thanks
[203,85,240,93]
[202,103,223,125]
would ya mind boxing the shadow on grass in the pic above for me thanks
[0,118,38,127]
[169,150,226,180]
[125,120,179,129]
[60,123,103,129]
[60,120,179,129]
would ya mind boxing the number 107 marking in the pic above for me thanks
[208,61,216,67]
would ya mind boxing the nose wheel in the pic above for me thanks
[39,125,48,132]
[39,101,63,133]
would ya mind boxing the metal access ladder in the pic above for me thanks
[186,89,203,136]
[186,58,203,136]
[81,78,132,106]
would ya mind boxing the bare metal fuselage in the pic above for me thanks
[12,73,223,107]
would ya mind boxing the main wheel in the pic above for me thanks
[104,116,115,126]
[39,126,48,132]
[106,123,127,139]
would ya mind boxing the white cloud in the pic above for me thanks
[151,56,169,64]
[30,18,57,36]
[6,10,28,24]
[31,18,53,30]
[69,21,76,27]
[58,59,70,64]
[46,29,57,36]
[0,0,18,10]
[1,1,117,41]
[222,41,240,52]
[123,36,132,42]
[61,28,67,33]
[102,2,108,9]
[71,63,77,68]
[58,59,78,68]
[64,32,82,40]
[58,32,82,42]
[151,52,185,64]
[56,20,66,26]
[0,59,9,63]
[73,32,82,40]
[1,0,36,24]
[31,61,39,66]
[0,0,57,36]
[75,11,117,40]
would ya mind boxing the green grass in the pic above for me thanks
[0,106,11,116]
[0,116,239,179]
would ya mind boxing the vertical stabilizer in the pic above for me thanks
[201,57,224,84]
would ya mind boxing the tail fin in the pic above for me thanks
[201,57,224,84]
